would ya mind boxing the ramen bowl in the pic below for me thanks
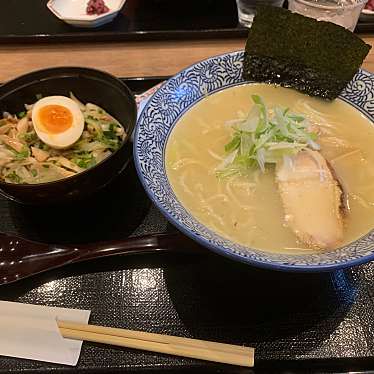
[134,51,374,272]
[0,67,136,205]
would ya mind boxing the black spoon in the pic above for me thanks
[0,232,203,285]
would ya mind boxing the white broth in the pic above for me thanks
[165,83,374,254]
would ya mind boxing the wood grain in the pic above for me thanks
[0,36,373,82]
[0,39,246,82]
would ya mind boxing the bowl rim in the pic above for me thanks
[47,0,126,22]
[134,49,374,272]
[362,8,374,14]
[0,66,137,189]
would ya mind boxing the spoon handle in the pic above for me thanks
[72,232,204,263]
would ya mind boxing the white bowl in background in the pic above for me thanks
[47,0,126,28]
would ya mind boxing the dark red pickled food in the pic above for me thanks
[86,0,110,15]
[365,0,374,10]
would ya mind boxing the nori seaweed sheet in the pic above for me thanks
[243,6,371,100]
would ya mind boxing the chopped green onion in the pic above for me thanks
[13,147,30,160]
[73,152,96,169]
[224,135,240,153]
[6,171,21,183]
[22,132,38,143]
[217,95,320,177]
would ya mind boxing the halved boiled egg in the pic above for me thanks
[32,96,84,149]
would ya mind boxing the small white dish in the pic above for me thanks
[47,0,126,28]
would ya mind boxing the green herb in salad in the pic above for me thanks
[13,147,30,160]
[6,171,21,183]
[72,151,96,169]
[216,95,320,177]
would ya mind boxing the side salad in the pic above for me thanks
[0,94,126,184]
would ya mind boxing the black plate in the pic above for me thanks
[2,0,372,44]
[2,77,374,374]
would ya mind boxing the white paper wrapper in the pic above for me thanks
[0,301,90,366]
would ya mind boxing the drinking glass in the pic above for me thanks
[288,0,367,31]
[236,0,285,27]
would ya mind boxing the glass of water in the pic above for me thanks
[288,0,367,31]
[236,0,285,27]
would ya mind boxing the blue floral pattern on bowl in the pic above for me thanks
[134,51,374,272]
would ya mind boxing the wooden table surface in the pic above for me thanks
[1,35,374,82]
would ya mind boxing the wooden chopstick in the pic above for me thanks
[58,320,254,367]
[58,320,250,354]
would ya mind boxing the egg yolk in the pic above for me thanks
[38,105,73,134]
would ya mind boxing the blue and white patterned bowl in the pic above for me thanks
[134,51,374,272]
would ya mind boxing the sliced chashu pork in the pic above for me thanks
[276,150,343,249]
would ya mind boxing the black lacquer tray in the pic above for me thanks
[1,0,373,44]
[2,77,374,374]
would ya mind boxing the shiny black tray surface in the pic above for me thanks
[1,78,374,374]
[2,0,244,43]
[1,0,372,43]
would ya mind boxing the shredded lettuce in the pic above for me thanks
[217,95,320,176]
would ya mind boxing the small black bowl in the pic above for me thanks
[0,67,137,205]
